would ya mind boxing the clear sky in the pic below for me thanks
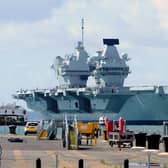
[0,0,168,107]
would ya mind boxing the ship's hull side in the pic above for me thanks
[18,91,168,120]
[118,93,168,120]
[49,92,132,113]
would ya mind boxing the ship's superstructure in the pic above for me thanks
[51,41,90,88]
[89,39,130,88]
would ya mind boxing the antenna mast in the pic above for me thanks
[81,18,84,46]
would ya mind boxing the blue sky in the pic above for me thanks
[0,0,168,107]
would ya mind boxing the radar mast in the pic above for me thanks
[81,18,84,46]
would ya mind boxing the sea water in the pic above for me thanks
[0,125,164,136]
[0,126,24,135]
[0,110,165,135]
[127,125,163,135]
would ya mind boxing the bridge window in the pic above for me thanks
[75,102,78,108]
[80,75,88,80]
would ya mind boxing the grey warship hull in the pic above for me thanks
[15,86,168,121]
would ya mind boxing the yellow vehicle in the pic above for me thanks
[77,122,99,145]
[78,122,98,135]
[24,121,39,135]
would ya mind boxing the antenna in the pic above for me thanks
[81,18,84,46]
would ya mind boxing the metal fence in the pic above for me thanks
[0,152,168,168]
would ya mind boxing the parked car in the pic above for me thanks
[24,121,39,135]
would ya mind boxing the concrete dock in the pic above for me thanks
[0,134,168,168]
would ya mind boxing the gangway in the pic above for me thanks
[62,115,79,150]
[38,120,63,140]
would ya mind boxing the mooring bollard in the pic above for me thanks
[8,125,17,134]
[162,136,168,152]
[124,159,129,168]
[147,134,161,150]
[36,158,41,168]
[56,154,58,168]
[0,145,2,168]
[78,159,84,168]
[135,132,147,147]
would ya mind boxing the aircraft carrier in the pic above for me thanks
[13,21,168,121]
